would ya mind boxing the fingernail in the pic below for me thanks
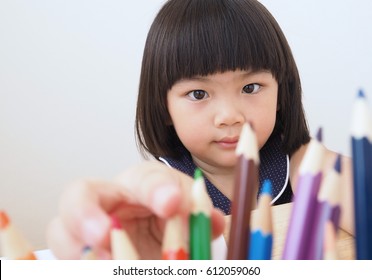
[82,218,106,245]
[151,185,179,217]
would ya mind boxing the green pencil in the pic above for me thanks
[189,168,212,260]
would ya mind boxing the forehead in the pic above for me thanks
[173,70,274,86]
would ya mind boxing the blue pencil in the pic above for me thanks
[351,89,372,259]
[248,179,273,260]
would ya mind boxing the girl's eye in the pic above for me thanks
[187,90,209,100]
[242,83,261,94]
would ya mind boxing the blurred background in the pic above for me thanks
[1,0,371,251]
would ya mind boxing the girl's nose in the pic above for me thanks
[214,99,245,128]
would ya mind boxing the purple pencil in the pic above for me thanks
[282,128,325,259]
[309,154,342,259]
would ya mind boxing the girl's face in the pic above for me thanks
[167,70,278,170]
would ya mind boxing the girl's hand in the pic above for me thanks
[46,161,225,259]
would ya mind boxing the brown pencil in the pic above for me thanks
[0,210,37,260]
[227,122,260,259]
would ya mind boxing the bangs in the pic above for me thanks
[150,0,287,90]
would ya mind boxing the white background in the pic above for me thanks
[1,0,371,251]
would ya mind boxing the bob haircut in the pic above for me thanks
[135,0,310,159]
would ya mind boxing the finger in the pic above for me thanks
[59,179,123,247]
[46,217,87,259]
[114,161,193,218]
[211,208,226,239]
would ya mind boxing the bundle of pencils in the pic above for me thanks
[227,122,259,260]
[351,89,372,259]
[0,210,37,260]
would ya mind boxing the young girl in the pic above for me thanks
[47,0,354,259]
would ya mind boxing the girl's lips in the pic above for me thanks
[216,137,239,149]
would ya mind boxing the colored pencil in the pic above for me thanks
[282,128,325,259]
[248,179,273,260]
[0,210,37,260]
[110,215,139,260]
[80,245,97,260]
[323,221,338,260]
[309,154,342,259]
[162,215,188,260]
[351,89,372,259]
[189,168,212,260]
[227,122,259,260]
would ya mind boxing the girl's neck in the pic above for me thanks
[192,158,236,200]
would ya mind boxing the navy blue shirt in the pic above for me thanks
[159,133,293,215]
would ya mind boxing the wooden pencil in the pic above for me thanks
[323,221,338,260]
[110,214,139,260]
[309,154,342,259]
[227,122,259,260]
[248,179,273,260]
[351,89,372,259]
[162,215,188,260]
[80,245,97,260]
[189,168,212,260]
[282,128,325,259]
[0,210,37,260]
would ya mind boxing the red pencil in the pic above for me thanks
[162,215,188,260]
[110,215,139,260]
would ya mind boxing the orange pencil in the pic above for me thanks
[162,215,188,260]
[110,215,139,260]
[227,122,260,259]
[0,210,37,260]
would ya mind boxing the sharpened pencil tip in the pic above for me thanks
[0,210,10,229]
[316,127,323,142]
[111,214,122,230]
[261,180,272,196]
[194,168,203,180]
[334,154,342,173]
[358,89,365,98]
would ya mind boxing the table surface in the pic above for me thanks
[223,202,355,260]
